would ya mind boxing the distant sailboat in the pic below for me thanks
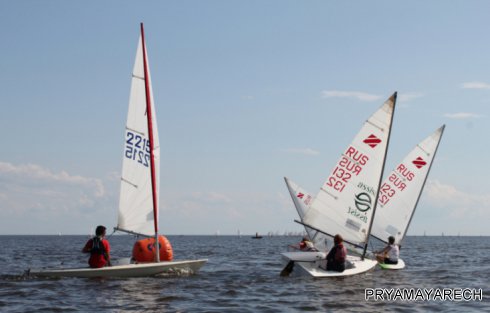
[252,232,263,239]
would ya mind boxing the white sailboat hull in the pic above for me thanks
[282,253,376,278]
[378,258,405,270]
[281,251,327,262]
[29,259,207,278]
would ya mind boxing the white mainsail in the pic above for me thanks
[301,94,396,251]
[371,125,445,245]
[117,31,160,237]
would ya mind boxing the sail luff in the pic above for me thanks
[140,23,160,262]
[399,125,445,244]
[361,92,397,259]
[140,23,159,237]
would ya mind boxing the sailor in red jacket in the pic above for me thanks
[82,225,111,268]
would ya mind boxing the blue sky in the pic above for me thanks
[0,1,489,235]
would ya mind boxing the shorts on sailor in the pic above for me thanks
[383,258,398,265]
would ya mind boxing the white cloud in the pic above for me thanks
[284,148,320,156]
[398,92,424,102]
[0,161,107,215]
[424,180,490,219]
[461,81,490,89]
[321,90,382,102]
[443,112,483,119]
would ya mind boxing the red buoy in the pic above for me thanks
[132,235,173,263]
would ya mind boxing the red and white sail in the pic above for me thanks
[302,94,396,249]
[371,125,445,245]
[117,27,160,237]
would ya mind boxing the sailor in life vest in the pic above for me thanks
[326,234,347,272]
[82,225,111,268]
[375,236,399,265]
[299,237,318,251]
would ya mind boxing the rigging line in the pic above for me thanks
[371,233,389,244]
[106,228,117,239]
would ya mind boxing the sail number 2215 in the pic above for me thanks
[125,131,150,167]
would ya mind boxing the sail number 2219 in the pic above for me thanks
[125,131,150,167]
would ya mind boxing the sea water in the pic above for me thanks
[0,235,488,312]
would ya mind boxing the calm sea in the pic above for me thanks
[0,235,488,312]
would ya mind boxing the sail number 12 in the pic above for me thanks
[125,131,150,167]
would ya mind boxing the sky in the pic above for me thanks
[0,1,489,235]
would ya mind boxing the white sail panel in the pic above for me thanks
[302,94,395,247]
[284,178,316,240]
[284,177,330,251]
[118,36,160,236]
[284,177,314,219]
[371,125,445,245]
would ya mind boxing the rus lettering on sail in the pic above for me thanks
[396,164,415,181]
[389,173,407,191]
[326,146,369,193]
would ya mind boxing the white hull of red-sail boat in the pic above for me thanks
[29,259,207,278]
[282,252,376,277]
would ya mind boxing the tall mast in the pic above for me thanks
[140,22,160,262]
[362,92,397,260]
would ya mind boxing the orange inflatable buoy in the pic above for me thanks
[132,235,173,263]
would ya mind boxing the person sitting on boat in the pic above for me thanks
[288,236,317,251]
[325,234,347,272]
[375,236,399,265]
[300,237,318,251]
[82,225,111,268]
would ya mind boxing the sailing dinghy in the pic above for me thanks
[371,125,445,270]
[281,93,397,277]
[30,24,207,278]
